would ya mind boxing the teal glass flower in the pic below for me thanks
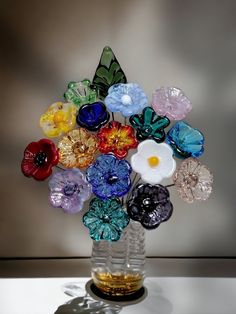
[166,121,204,158]
[64,79,98,108]
[83,198,130,241]
[129,106,170,143]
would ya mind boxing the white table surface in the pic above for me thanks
[1,277,236,314]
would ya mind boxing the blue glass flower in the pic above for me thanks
[104,83,148,117]
[86,154,132,199]
[166,121,204,158]
[83,197,130,241]
[76,102,110,131]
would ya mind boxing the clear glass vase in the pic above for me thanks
[91,220,145,297]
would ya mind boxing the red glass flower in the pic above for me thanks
[97,121,138,159]
[21,139,59,181]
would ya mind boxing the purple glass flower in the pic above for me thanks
[152,87,192,121]
[49,169,91,214]
[127,183,173,230]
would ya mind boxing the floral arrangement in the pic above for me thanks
[21,46,213,242]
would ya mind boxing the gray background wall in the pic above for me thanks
[0,0,235,257]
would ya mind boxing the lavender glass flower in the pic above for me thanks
[152,87,192,121]
[49,169,91,214]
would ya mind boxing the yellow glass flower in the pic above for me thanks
[40,102,77,137]
[58,128,98,168]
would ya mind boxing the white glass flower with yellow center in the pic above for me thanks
[131,139,176,184]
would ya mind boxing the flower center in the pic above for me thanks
[107,175,118,184]
[54,111,66,124]
[141,125,152,134]
[103,214,110,223]
[34,152,47,167]
[143,197,152,206]
[148,156,160,168]
[73,142,87,154]
[184,174,198,188]
[121,94,132,106]
[63,183,79,196]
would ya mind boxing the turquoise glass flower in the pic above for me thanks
[166,121,204,158]
[129,106,170,143]
[104,83,148,117]
[83,197,130,241]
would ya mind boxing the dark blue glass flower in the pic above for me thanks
[86,154,132,199]
[76,102,110,131]
[83,197,129,241]
[166,121,204,158]
[127,183,173,230]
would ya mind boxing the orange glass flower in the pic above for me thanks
[97,121,138,159]
[58,128,98,168]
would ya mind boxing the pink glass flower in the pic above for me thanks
[152,87,192,121]
[173,158,213,203]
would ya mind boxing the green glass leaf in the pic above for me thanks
[93,46,127,99]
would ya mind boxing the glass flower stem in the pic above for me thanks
[112,112,115,121]
[55,165,65,171]
[165,183,175,188]
[124,117,127,125]
[126,174,140,202]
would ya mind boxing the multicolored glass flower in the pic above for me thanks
[173,158,213,203]
[97,121,138,159]
[152,87,192,121]
[21,139,59,181]
[86,154,132,199]
[40,102,77,138]
[131,140,176,184]
[129,106,170,143]
[166,121,205,158]
[76,102,110,131]
[83,197,129,241]
[127,183,173,230]
[64,79,98,108]
[58,128,98,168]
[49,169,91,213]
[105,83,148,117]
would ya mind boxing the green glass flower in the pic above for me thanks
[64,79,98,108]
[83,197,129,242]
[129,106,170,143]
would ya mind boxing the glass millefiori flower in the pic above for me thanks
[21,139,59,181]
[127,183,173,230]
[129,106,170,143]
[173,158,213,203]
[131,140,176,185]
[152,87,192,121]
[86,154,132,199]
[58,128,98,168]
[83,197,129,241]
[97,121,138,159]
[105,83,148,117]
[49,169,91,214]
[166,121,204,158]
[40,102,77,137]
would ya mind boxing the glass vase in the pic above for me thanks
[91,220,145,297]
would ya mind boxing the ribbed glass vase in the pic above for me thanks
[91,220,146,297]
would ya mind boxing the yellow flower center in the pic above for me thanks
[54,111,66,124]
[148,156,160,168]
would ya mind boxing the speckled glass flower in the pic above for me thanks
[152,87,192,121]
[129,106,170,143]
[86,154,132,199]
[83,198,129,241]
[173,158,213,203]
[39,102,77,138]
[104,83,148,117]
[127,183,173,230]
[58,128,98,169]
[21,139,59,181]
[64,79,98,108]
[166,121,204,158]
[76,102,110,131]
[97,121,138,159]
[131,140,176,184]
[49,169,91,213]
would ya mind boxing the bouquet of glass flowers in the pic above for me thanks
[21,46,213,243]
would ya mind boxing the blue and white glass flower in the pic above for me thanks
[104,83,148,117]
[166,121,204,158]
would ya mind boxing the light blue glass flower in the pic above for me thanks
[83,197,130,241]
[104,83,148,117]
[166,121,204,158]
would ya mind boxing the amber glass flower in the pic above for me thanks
[58,128,98,168]
[97,121,138,159]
